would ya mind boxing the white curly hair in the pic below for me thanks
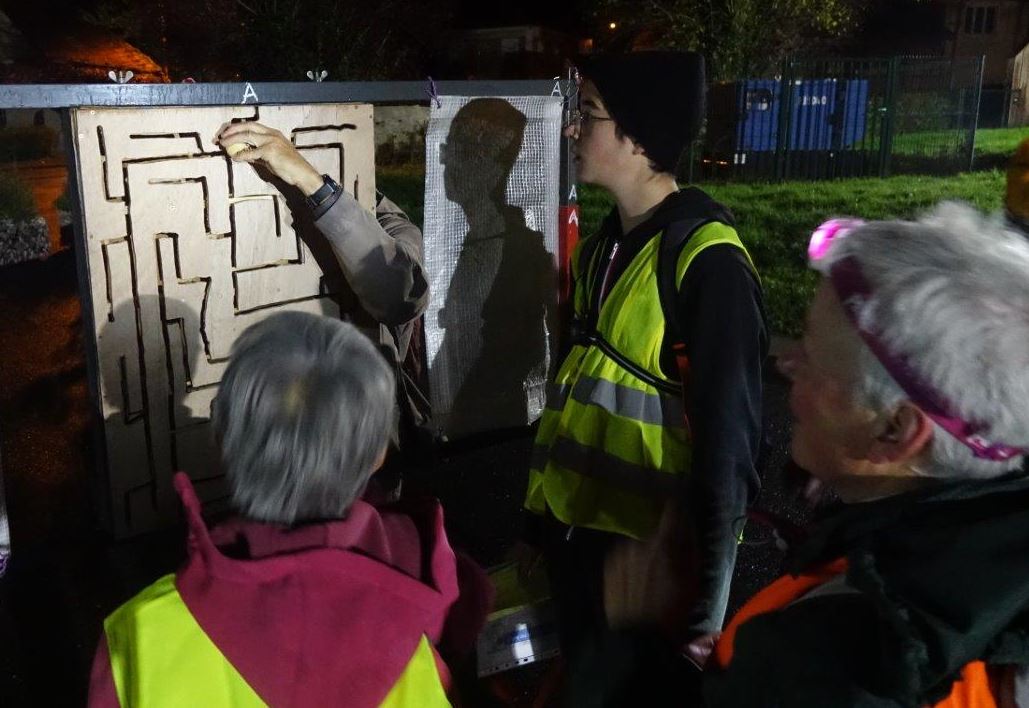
[812,201,1029,479]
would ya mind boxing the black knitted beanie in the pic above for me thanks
[578,51,706,174]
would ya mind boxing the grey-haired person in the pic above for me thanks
[576,203,1029,707]
[90,313,490,706]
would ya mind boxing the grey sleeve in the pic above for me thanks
[314,191,429,326]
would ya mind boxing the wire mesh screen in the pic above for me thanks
[422,95,561,440]
[701,56,983,181]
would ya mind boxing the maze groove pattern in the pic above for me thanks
[71,104,375,537]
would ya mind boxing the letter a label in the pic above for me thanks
[241,83,259,104]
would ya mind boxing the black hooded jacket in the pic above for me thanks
[586,187,769,637]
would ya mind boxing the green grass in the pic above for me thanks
[974,126,1029,166]
[0,172,39,222]
[379,166,1006,336]
[887,126,1029,168]
[705,171,1004,335]
[378,164,426,229]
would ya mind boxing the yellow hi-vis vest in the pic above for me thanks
[524,221,755,541]
[102,574,451,707]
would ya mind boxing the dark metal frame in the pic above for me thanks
[0,80,571,108]
[0,79,576,533]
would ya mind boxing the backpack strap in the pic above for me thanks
[572,190,735,397]
[656,188,736,355]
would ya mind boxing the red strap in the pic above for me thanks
[713,557,849,669]
[932,661,999,708]
[714,559,1001,708]
[673,342,692,440]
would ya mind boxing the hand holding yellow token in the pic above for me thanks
[223,141,256,158]
[212,121,323,194]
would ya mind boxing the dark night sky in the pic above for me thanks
[3,0,590,33]
[1,0,949,56]
[454,0,587,31]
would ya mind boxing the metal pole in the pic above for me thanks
[879,56,900,178]
[557,68,579,357]
[0,80,565,109]
[968,55,985,171]
[774,59,796,181]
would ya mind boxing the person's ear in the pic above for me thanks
[867,402,933,465]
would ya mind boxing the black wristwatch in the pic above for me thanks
[305,174,340,210]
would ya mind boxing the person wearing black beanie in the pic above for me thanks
[520,51,768,678]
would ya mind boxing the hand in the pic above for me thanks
[683,631,721,670]
[212,121,324,195]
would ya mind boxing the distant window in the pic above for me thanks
[965,5,997,34]
[33,110,45,126]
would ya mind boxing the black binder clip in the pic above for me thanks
[425,76,442,109]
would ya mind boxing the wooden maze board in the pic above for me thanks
[69,104,375,537]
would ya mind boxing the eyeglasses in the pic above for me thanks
[564,108,615,130]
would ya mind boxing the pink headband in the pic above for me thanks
[809,219,1026,462]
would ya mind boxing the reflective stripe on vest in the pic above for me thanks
[103,574,450,707]
[525,222,755,540]
[713,559,1001,708]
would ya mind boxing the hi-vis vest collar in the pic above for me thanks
[100,473,457,707]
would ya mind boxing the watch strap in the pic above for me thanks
[306,174,340,210]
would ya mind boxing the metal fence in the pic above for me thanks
[695,55,985,181]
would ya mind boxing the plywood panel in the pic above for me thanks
[71,104,375,536]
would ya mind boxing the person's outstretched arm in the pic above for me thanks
[214,122,428,326]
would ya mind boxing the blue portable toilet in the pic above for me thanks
[789,79,836,150]
[731,78,868,152]
[735,80,779,151]
[838,80,869,148]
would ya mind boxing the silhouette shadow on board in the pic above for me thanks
[436,98,557,439]
[97,295,223,533]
